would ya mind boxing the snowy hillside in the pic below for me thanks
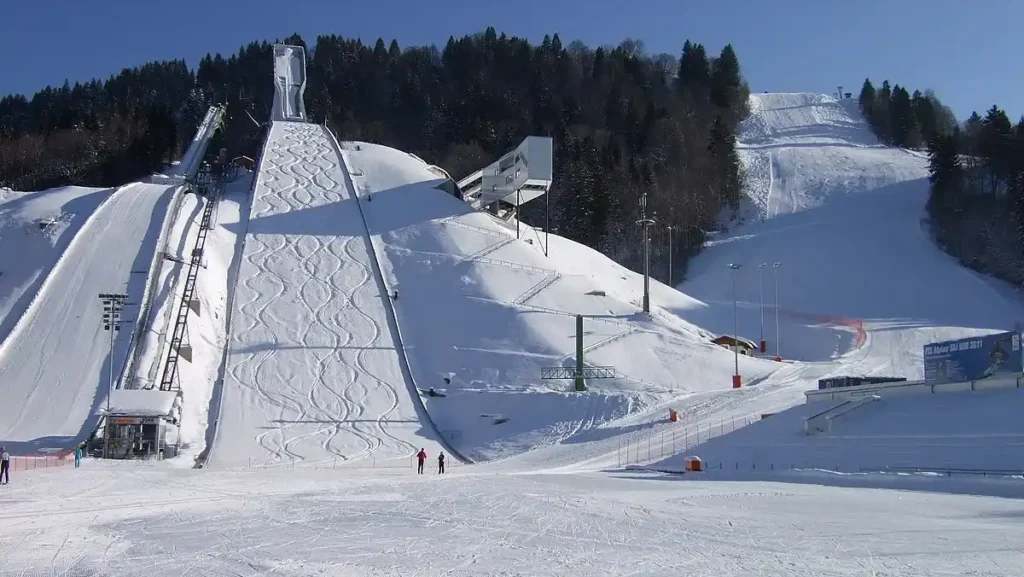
[672,92,1024,379]
[0,182,176,452]
[340,142,781,461]
[0,186,112,345]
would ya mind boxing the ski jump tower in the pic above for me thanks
[457,137,554,244]
[271,44,307,122]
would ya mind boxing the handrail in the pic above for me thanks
[119,187,186,389]
[120,107,225,391]
[325,130,472,465]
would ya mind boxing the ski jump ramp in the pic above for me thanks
[271,44,307,122]
[0,109,224,454]
[208,122,447,468]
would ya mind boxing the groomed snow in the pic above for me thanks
[211,122,444,468]
[674,93,1024,376]
[640,93,1024,485]
[656,387,1024,475]
[0,185,112,345]
[176,174,253,465]
[341,142,782,462]
[0,182,176,453]
[3,464,1023,576]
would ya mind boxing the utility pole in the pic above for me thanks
[728,263,742,388]
[544,187,550,257]
[99,292,129,458]
[773,262,782,362]
[758,263,766,353]
[667,225,674,287]
[636,193,655,313]
[516,189,521,240]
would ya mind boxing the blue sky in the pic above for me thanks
[1,0,1020,121]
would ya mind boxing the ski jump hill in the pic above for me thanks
[0,107,224,454]
[204,45,793,469]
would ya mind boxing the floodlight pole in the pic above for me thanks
[728,264,742,387]
[545,187,550,257]
[99,292,128,458]
[667,225,673,287]
[773,262,782,361]
[636,193,655,313]
[758,263,766,353]
[516,189,521,240]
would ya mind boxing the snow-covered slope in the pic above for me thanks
[655,387,1024,474]
[339,142,780,462]
[210,122,444,468]
[674,93,1024,378]
[0,186,113,347]
[0,182,176,453]
[639,93,1024,481]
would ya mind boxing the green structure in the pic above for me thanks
[541,314,616,392]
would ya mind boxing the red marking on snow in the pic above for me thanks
[780,309,867,349]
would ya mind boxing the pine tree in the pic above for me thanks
[980,105,1014,195]
[710,44,741,110]
[888,85,915,148]
[675,41,710,98]
[926,129,963,245]
[858,78,876,121]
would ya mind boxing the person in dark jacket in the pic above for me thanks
[416,448,427,474]
[0,447,10,484]
[438,452,445,474]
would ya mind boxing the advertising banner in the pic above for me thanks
[923,331,1023,385]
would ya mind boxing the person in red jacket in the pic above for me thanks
[416,448,426,474]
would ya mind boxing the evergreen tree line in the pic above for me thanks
[927,105,1024,285]
[0,30,750,281]
[0,63,189,190]
[859,77,1024,286]
[857,78,957,148]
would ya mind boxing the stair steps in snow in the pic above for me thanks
[513,274,561,305]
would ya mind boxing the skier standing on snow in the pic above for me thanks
[438,452,445,474]
[416,448,427,474]
[75,445,83,469]
[0,447,10,485]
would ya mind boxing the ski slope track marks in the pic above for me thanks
[677,92,1024,379]
[212,122,443,468]
[0,182,176,453]
[0,186,113,348]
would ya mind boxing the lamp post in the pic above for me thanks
[636,193,656,313]
[728,263,742,388]
[666,225,674,287]
[99,292,129,458]
[773,262,782,362]
[758,263,767,353]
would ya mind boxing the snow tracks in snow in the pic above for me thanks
[210,122,443,469]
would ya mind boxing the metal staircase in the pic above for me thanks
[158,171,220,391]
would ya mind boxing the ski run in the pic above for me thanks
[1,88,1023,576]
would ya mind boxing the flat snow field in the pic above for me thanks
[0,182,175,453]
[2,464,1023,576]
[213,122,444,468]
